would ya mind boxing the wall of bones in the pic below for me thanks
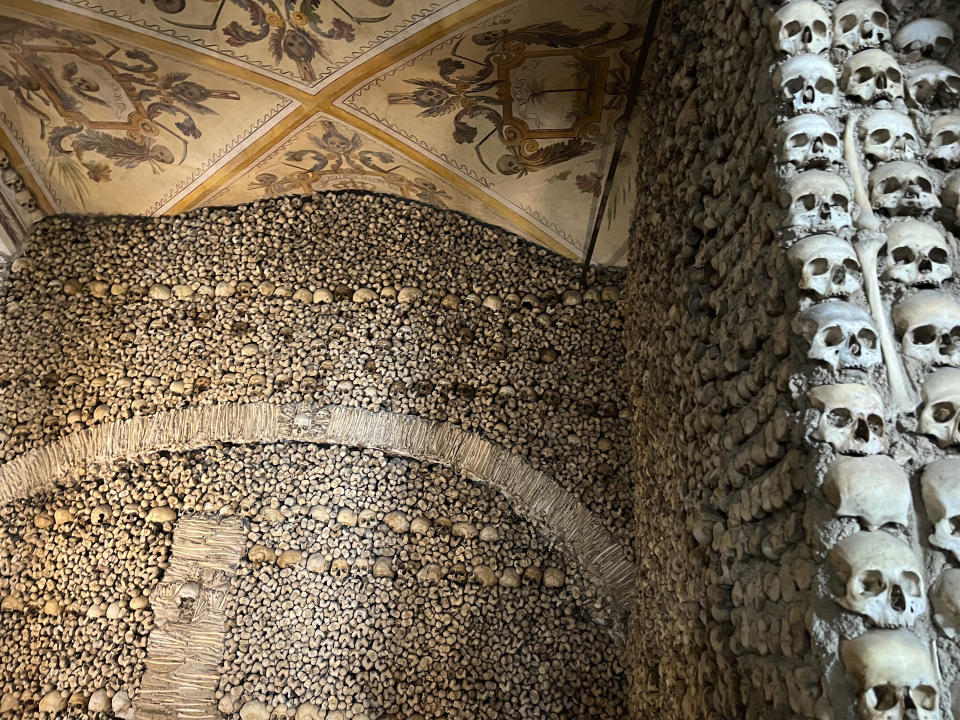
[626,0,960,718]
[0,193,634,719]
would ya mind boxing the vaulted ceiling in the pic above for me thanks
[0,0,650,265]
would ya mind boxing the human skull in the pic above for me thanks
[884,220,953,285]
[842,50,904,102]
[893,290,960,365]
[831,531,925,627]
[906,62,960,110]
[775,54,839,113]
[927,114,960,170]
[330,558,350,578]
[777,114,842,169]
[841,630,938,720]
[869,162,939,216]
[893,18,954,59]
[930,568,960,637]
[922,458,960,559]
[771,1,833,56]
[918,368,960,447]
[834,0,891,52]
[797,300,881,369]
[808,383,887,455]
[860,110,920,164]
[823,455,912,530]
[787,234,862,298]
[175,580,200,605]
[782,170,854,234]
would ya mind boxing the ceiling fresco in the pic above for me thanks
[0,0,651,264]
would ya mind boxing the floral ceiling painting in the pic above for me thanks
[0,0,652,265]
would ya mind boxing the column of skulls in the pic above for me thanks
[772,0,960,718]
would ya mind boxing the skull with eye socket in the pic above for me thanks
[781,171,854,236]
[798,300,881,370]
[893,290,960,366]
[893,17,954,59]
[771,1,833,56]
[922,458,960,562]
[884,220,953,286]
[809,383,887,455]
[834,0,891,53]
[777,114,842,169]
[860,110,920,164]
[842,50,904,103]
[787,234,863,298]
[927,114,960,170]
[774,54,839,113]
[906,62,960,111]
[869,162,939,216]
[919,368,960,447]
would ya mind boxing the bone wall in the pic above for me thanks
[627,0,960,718]
[0,192,633,718]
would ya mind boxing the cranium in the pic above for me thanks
[869,162,939,216]
[931,568,960,637]
[831,531,925,626]
[906,61,960,110]
[918,368,960,447]
[860,110,920,164]
[808,383,887,455]
[330,558,350,578]
[781,170,854,234]
[774,54,839,113]
[927,114,960,169]
[842,50,905,102]
[448,562,467,584]
[834,0,891,52]
[777,114,842,169]
[823,455,911,530]
[797,300,881,369]
[771,1,833,56]
[893,290,960,365]
[175,580,200,605]
[787,234,862,298]
[842,630,938,720]
[922,458,960,559]
[893,18,954,59]
[883,220,952,285]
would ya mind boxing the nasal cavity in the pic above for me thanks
[802,26,813,43]
[919,258,933,273]
[891,585,906,612]
[855,418,870,441]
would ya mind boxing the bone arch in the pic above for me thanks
[0,402,636,614]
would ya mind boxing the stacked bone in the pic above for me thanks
[774,0,960,716]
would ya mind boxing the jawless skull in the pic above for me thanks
[777,114,842,169]
[922,458,960,560]
[906,62,960,110]
[927,114,960,169]
[860,110,920,164]
[892,290,960,366]
[918,368,960,447]
[930,568,960,637]
[823,455,911,530]
[808,383,887,455]
[775,54,839,113]
[842,630,938,720]
[782,170,854,234]
[831,531,925,627]
[893,18,954,59]
[883,220,952,285]
[869,162,939,216]
[834,0,891,52]
[798,300,881,369]
[842,50,904,103]
[771,1,833,56]
[787,234,862,298]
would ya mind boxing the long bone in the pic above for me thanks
[844,112,918,411]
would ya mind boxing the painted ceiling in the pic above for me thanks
[0,0,650,265]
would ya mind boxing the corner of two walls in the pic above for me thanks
[628,0,960,717]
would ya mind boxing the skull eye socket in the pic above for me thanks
[886,68,902,84]
[872,12,888,27]
[810,257,830,275]
[791,132,810,148]
[948,75,960,92]
[857,569,887,596]
[784,19,803,38]
[911,685,938,711]
[816,77,836,93]
[840,14,858,32]
[912,325,938,345]
[822,324,846,346]
[858,329,877,348]
[879,178,902,193]
[949,515,960,534]
[799,193,818,210]
[929,246,949,264]
[935,38,952,53]
[854,67,875,83]
[831,194,849,209]
[786,77,806,94]
[867,684,899,712]
[867,413,884,435]
[870,128,891,144]
[932,401,957,423]
[917,177,933,192]
[826,407,852,427]
[891,246,916,264]
[935,130,958,146]
[813,20,828,35]
[823,132,839,147]
[843,258,861,273]
[900,571,922,596]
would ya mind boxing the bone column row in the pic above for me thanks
[771,0,960,716]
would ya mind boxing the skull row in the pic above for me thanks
[776,52,960,112]
[773,1,953,59]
